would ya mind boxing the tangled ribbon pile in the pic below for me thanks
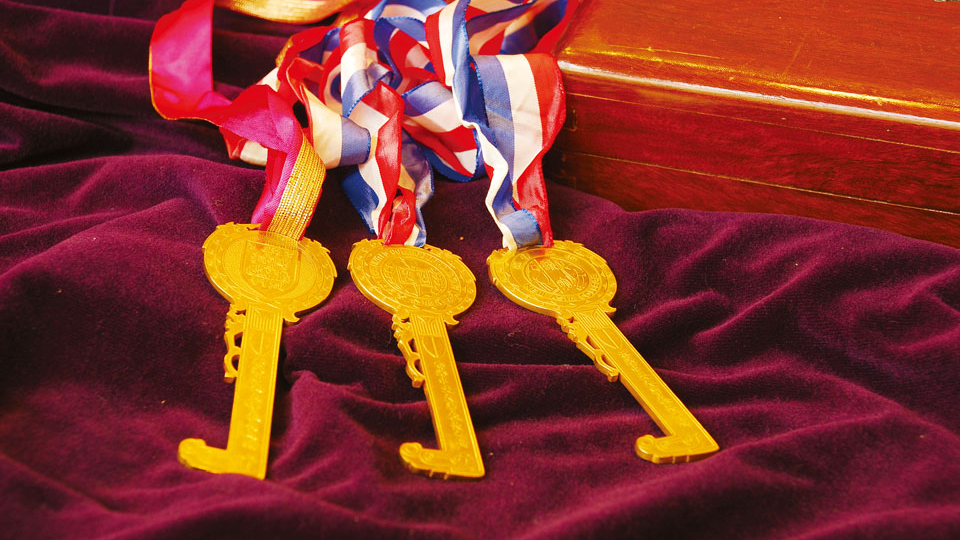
[151,0,574,248]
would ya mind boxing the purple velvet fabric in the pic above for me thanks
[3,2,960,539]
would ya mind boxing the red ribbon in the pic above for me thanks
[149,0,313,233]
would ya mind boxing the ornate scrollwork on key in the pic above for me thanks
[391,315,426,388]
[556,315,620,382]
[222,307,245,382]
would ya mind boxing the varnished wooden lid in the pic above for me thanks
[556,0,960,124]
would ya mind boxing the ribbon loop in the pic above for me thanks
[149,0,328,240]
[150,0,575,248]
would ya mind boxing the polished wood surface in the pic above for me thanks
[547,0,960,248]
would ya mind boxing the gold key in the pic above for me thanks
[488,240,718,464]
[348,239,484,479]
[179,223,336,479]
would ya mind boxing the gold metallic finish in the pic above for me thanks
[216,0,353,24]
[267,139,326,240]
[180,223,336,479]
[348,239,484,480]
[276,38,294,68]
[487,240,719,464]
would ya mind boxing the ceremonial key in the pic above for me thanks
[179,223,336,479]
[488,241,718,464]
[348,239,484,479]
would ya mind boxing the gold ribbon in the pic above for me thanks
[266,137,326,239]
[216,0,351,24]
[216,0,354,24]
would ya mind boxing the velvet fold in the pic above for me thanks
[2,2,959,539]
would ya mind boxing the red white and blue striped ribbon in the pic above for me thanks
[239,0,573,249]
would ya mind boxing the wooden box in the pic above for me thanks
[546,0,960,248]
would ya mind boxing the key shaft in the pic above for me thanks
[395,312,484,479]
[349,239,484,480]
[564,307,718,463]
[180,301,283,478]
[181,223,336,479]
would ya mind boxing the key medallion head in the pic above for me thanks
[348,239,476,322]
[202,223,336,321]
[487,240,617,318]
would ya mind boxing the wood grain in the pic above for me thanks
[550,0,960,248]
[546,151,960,248]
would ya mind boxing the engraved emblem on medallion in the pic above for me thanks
[381,253,447,299]
[523,256,589,296]
[487,240,616,317]
[350,239,474,317]
[204,223,335,320]
[241,240,300,294]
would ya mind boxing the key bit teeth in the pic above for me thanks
[392,325,410,343]
[556,316,580,336]
[405,357,426,387]
[222,342,241,382]
[392,320,415,347]
[395,339,425,387]
[226,308,245,327]
[223,358,239,383]
[587,352,620,382]
[569,338,620,381]
[390,314,410,331]
[223,329,240,349]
